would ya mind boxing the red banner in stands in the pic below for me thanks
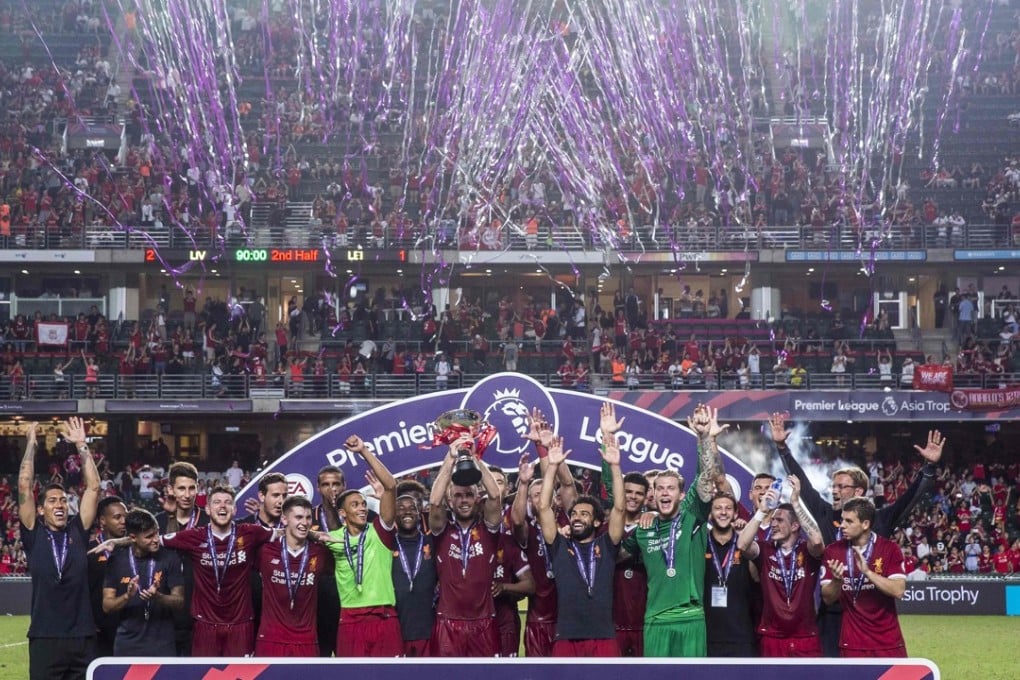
[950,386,1020,411]
[912,364,952,392]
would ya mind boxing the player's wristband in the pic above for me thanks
[536,445,548,459]
[752,510,766,523]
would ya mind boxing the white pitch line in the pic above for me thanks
[0,641,27,649]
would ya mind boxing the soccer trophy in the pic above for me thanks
[432,409,495,486]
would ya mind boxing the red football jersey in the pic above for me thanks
[257,539,330,646]
[434,520,499,620]
[162,523,274,625]
[755,540,821,639]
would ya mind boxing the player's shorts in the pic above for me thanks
[403,639,430,657]
[337,606,403,657]
[643,608,706,658]
[495,602,522,656]
[430,615,500,657]
[255,640,319,657]
[524,619,556,657]
[841,644,907,658]
[760,635,822,657]
[192,620,254,657]
[551,639,619,657]
[615,628,643,657]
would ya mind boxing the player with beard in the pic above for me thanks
[239,472,288,636]
[620,404,726,657]
[93,485,277,656]
[510,408,578,657]
[255,496,329,657]
[319,435,401,657]
[428,434,505,656]
[703,492,756,657]
[739,475,824,656]
[310,464,345,657]
[100,509,184,657]
[821,498,908,657]
[537,426,625,657]
[20,418,101,680]
[489,465,535,657]
[155,462,207,656]
[392,493,438,656]
[598,402,649,656]
[768,413,944,656]
[88,496,127,657]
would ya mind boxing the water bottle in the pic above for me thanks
[765,476,784,510]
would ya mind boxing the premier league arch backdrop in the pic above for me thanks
[238,373,756,509]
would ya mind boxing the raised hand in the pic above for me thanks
[365,470,384,499]
[64,417,87,445]
[768,412,790,444]
[601,434,621,466]
[788,474,801,505]
[546,435,571,467]
[243,497,259,516]
[344,434,367,453]
[517,452,536,485]
[852,546,871,576]
[523,408,545,443]
[599,401,626,435]
[913,430,946,464]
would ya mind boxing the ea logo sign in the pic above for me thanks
[286,473,314,500]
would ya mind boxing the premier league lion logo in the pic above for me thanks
[461,374,558,458]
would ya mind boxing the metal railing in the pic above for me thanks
[0,220,1015,253]
[1,371,1015,402]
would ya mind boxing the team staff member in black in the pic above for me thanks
[310,464,346,657]
[101,509,185,656]
[88,496,127,657]
[703,492,756,657]
[18,418,101,680]
[155,461,208,656]
[239,472,288,635]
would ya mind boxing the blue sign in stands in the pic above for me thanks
[786,251,926,262]
[954,250,1020,260]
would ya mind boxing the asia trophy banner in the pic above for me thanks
[238,373,756,510]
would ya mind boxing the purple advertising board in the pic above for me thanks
[608,389,1020,421]
[238,373,756,509]
[88,658,940,680]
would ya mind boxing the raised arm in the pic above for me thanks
[344,434,396,526]
[536,440,564,546]
[688,405,727,503]
[17,422,39,529]
[736,491,773,560]
[477,456,504,529]
[877,430,944,535]
[602,434,626,545]
[770,412,830,539]
[789,475,824,558]
[428,446,456,535]
[66,417,101,529]
[510,452,535,546]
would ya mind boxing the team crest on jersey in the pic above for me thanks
[873,557,883,574]
[462,374,557,458]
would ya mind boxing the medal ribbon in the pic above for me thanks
[281,538,310,610]
[343,528,368,589]
[660,513,683,573]
[570,540,598,596]
[207,524,237,594]
[397,532,425,590]
[457,521,477,575]
[846,532,876,603]
[776,542,799,603]
[708,534,737,586]
[96,530,110,559]
[47,528,68,582]
[127,549,157,620]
